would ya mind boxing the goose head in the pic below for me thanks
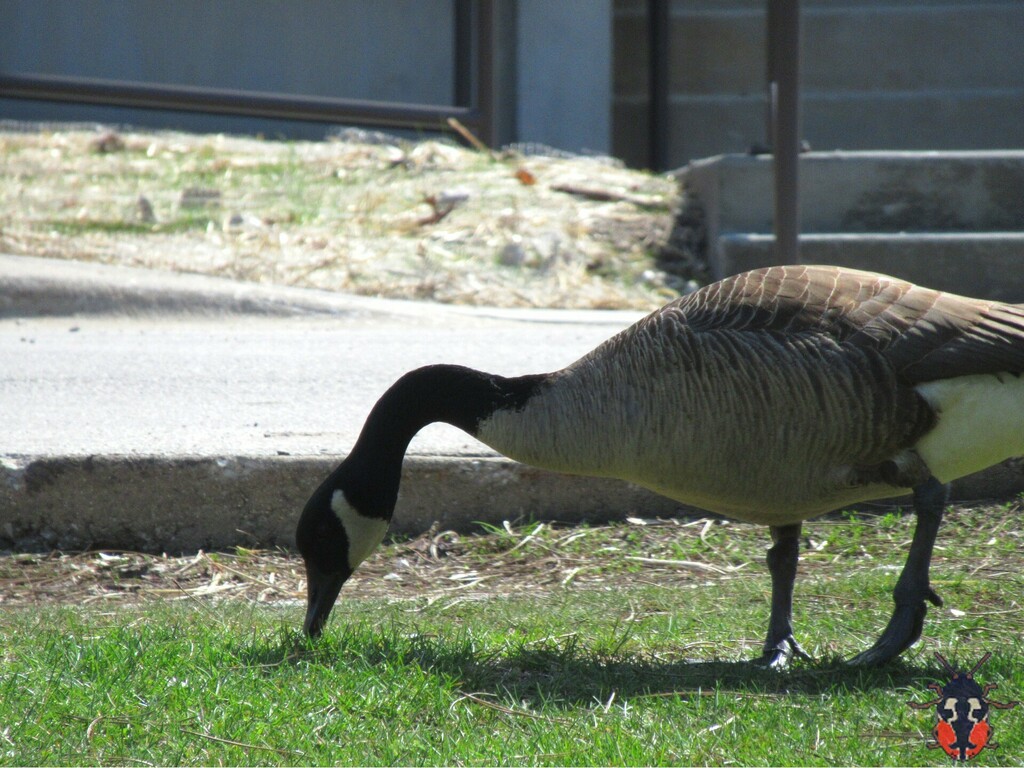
[296,458,393,637]
[295,364,544,638]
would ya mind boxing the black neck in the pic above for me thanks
[330,364,545,518]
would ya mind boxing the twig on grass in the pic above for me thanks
[632,689,787,701]
[169,578,229,628]
[86,715,104,742]
[181,728,303,758]
[446,117,490,153]
[511,751,575,762]
[625,556,733,574]
[205,557,295,597]
[453,690,569,724]
[506,522,546,553]
[110,757,157,766]
[418,194,459,226]
[549,183,666,209]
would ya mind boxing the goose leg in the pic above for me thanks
[758,523,812,669]
[848,475,947,666]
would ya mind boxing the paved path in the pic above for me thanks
[1,314,620,459]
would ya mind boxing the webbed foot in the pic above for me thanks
[758,634,813,670]
[847,587,942,666]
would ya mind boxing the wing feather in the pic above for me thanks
[667,265,1024,383]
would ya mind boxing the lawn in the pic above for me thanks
[2,505,1022,766]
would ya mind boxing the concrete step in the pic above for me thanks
[679,150,1024,291]
[680,151,1024,236]
[716,232,1024,301]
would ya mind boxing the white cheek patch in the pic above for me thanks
[331,491,389,569]
[914,373,1024,483]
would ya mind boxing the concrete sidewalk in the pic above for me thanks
[3,254,1022,553]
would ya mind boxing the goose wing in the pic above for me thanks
[670,265,1024,382]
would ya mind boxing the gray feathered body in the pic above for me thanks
[476,265,1024,525]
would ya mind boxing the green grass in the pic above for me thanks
[44,215,215,237]
[2,508,1023,766]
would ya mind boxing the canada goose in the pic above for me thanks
[296,265,1024,667]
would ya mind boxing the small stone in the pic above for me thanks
[136,196,156,224]
[91,131,125,153]
[179,187,221,210]
[641,269,663,286]
[436,188,471,208]
[222,212,264,231]
[498,242,527,267]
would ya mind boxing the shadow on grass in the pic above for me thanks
[230,626,944,708]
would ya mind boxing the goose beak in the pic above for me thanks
[303,567,348,638]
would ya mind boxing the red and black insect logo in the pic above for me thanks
[908,651,1018,761]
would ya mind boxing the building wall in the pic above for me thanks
[0,0,611,153]
[0,0,454,139]
[517,0,610,155]
[614,0,1024,169]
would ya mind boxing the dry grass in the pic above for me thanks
[0,517,733,610]
[0,126,697,309]
[4,502,1021,619]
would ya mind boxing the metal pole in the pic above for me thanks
[766,0,801,264]
[647,0,670,171]
[473,0,497,148]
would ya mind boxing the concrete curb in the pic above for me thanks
[0,454,684,553]
[3,452,1022,553]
